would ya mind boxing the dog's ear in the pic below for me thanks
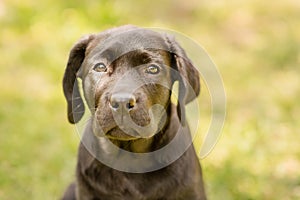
[166,36,200,124]
[63,35,95,124]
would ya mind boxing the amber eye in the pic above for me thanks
[93,63,107,72]
[145,64,160,74]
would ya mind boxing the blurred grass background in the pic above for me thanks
[0,0,300,199]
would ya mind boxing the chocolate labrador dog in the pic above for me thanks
[61,25,206,200]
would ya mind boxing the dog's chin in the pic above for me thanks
[105,127,142,141]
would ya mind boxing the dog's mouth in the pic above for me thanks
[105,127,142,141]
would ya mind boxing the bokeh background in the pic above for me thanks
[1,0,299,199]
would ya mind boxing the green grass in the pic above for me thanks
[1,0,300,199]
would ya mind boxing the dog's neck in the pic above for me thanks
[108,137,155,153]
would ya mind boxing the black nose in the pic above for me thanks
[109,93,136,112]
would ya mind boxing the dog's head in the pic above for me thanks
[63,25,200,141]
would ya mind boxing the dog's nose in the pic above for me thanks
[109,93,136,112]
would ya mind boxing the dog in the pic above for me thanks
[61,25,206,200]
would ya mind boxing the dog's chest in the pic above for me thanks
[84,161,189,199]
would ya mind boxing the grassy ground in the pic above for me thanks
[0,0,299,199]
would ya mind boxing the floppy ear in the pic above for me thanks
[63,35,95,124]
[166,36,200,124]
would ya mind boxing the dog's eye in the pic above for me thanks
[145,64,160,75]
[93,63,107,72]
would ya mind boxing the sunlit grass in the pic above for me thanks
[1,0,299,199]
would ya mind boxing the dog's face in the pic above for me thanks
[63,26,200,141]
[82,46,172,140]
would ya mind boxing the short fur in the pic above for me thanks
[61,25,206,200]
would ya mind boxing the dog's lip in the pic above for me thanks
[105,127,141,141]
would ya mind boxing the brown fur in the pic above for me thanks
[61,25,206,200]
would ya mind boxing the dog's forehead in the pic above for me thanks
[88,29,169,61]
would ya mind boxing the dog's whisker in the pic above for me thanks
[71,111,85,114]
[71,96,82,100]
[72,105,83,112]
